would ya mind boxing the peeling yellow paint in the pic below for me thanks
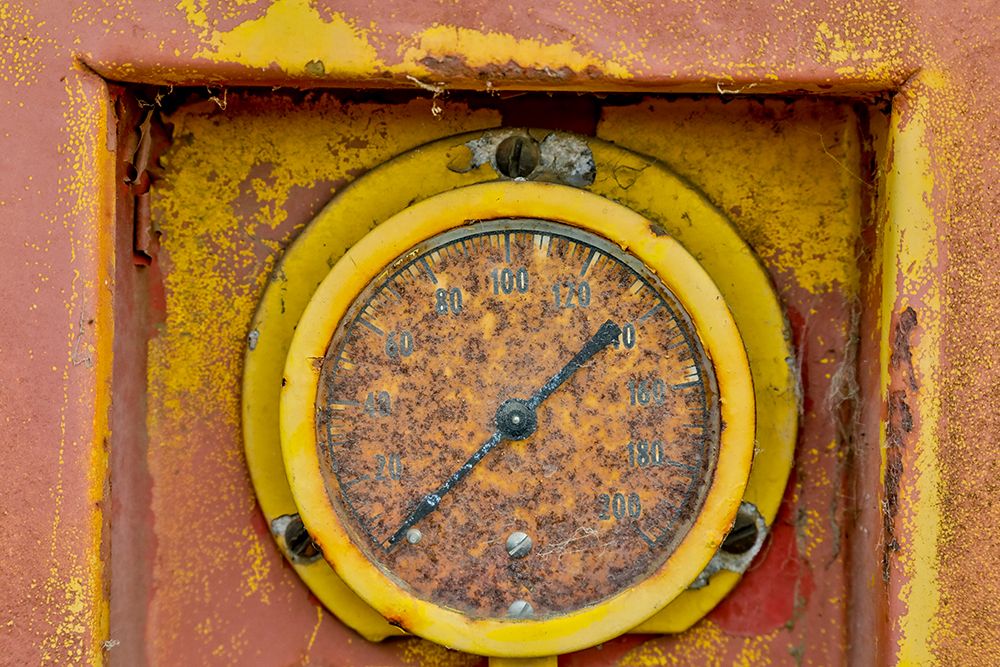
[176,0,210,32]
[399,637,483,667]
[487,657,558,667]
[147,93,500,659]
[598,97,863,295]
[193,0,384,77]
[40,66,115,667]
[0,2,49,87]
[68,0,140,33]
[882,74,942,667]
[301,604,323,663]
[150,95,497,423]
[186,0,630,82]
[240,526,273,603]
[810,8,912,81]
[399,25,630,79]
[619,621,780,666]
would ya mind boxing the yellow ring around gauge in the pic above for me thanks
[280,181,756,658]
[242,128,797,640]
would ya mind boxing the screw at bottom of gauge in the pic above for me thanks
[401,527,535,560]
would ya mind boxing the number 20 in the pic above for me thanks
[374,453,403,481]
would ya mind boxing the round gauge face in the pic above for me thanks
[314,219,720,620]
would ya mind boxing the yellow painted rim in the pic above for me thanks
[280,181,755,657]
[243,127,796,641]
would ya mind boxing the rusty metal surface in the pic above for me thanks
[315,222,719,619]
[0,1,998,665]
[134,91,857,665]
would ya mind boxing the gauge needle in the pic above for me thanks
[385,319,622,548]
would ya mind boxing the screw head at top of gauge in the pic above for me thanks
[314,219,721,620]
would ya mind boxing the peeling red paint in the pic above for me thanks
[711,491,816,637]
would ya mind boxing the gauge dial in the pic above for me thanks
[314,219,720,619]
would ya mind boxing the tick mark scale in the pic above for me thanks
[313,220,722,620]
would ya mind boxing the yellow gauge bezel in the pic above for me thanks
[242,129,798,642]
[279,181,755,657]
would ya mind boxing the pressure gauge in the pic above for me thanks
[279,182,755,657]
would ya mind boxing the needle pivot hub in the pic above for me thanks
[495,398,538,440]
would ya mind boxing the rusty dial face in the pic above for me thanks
[315,219,720,620]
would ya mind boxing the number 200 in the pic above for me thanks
[598,492,642,520]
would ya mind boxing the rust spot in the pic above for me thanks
[420,56,576,83]
[304,59,325,76]
[882,306,918,582]
[384,616,410,632]
[649,222,669,237]
[890,306,919,390]
[133,191,155,266]
[445,144,476,173]
[117,93,171,266]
